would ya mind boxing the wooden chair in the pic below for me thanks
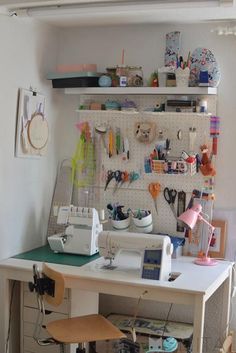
[29,263,126,353]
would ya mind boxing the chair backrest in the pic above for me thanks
[42,263,65,307]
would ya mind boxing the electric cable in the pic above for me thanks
[131,290,148,342]
[161,303,173,338]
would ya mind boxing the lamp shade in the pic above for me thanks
[178,204,202,229]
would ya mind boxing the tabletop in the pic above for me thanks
[0,250,232,297]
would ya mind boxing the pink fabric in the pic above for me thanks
[56,64,97,73]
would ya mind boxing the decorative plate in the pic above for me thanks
[189,47,221,87]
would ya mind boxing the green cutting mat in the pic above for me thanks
[13,244,100,267]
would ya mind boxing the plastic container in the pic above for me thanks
[133,212,153,233]
[47,71,101,88]
[111,217,130,231]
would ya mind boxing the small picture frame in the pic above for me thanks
[209,220,227,259]
[15,88,48,158]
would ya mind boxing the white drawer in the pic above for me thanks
[24,336,62,353]
[24,291,69,314]
[23,307,68,325]
[24,322,49,338]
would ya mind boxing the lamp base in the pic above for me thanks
[194,257,218,266]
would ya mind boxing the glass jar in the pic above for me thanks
[106,67,119,87]
[127,66,143,87]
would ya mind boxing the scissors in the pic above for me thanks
[104,170,115,191]
[163,187,178,219]
[148,182,161,214]
[117,171,129,190]
[113,170,123,194]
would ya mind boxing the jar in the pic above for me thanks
[106,67,119,87]
[127,66,143,87]
[116,65,129,77]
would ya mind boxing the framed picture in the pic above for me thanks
[208,220,227,258]
[15,88,49,158]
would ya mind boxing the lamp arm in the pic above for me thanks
[198,214,215,257]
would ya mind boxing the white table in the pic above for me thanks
[0,253,232,353]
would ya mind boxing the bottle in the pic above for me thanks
[116,66,129,87]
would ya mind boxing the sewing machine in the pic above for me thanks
[48,206,102,255]
[98,231,173,281]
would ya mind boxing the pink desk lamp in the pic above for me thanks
[178,204,218,266]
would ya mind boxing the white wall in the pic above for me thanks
[0,15,61,260]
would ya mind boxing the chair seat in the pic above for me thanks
[46,314,126,344]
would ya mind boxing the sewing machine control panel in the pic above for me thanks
[141,249,162,280]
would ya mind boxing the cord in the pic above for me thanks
[5,280,16,353]
[161,303,173,338]
[131,290,148,342]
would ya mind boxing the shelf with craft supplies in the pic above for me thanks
[72,91,218,239]
[65,86,217,95]
[76,109,140,115]
[76,109,212,117]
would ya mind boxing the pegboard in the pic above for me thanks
[75,93,217,236]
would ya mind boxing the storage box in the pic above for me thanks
[151,159,196,176]
[47,71,101,88]
[101,314,193,353]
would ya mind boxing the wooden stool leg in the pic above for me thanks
[76,343,86,353]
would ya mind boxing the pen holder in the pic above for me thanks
[133,212,153,233]
[175,67,190,87]
[111,217,130,231]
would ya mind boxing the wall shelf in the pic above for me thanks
[76,109,212,117]
[65,87,217,95]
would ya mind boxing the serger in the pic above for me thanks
[48,206,102,255]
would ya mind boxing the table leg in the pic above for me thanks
[220,271,232,339]
[70,289,99,353]
[192,295,205,353]
[0,275,10,353]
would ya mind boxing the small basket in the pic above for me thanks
[111,217,130,231]
[133,212,153,233]
[151,159,196,176]
[151,160,165,174]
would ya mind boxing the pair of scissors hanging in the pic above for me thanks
[148,182,161,215]
[164,188,187,230]
[163,187,178,219]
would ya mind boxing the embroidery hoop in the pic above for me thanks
[27,112,49,150]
